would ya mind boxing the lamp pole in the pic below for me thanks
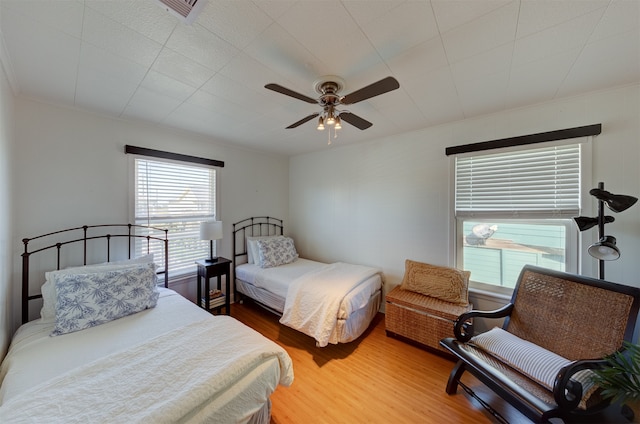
[596,181,605,280]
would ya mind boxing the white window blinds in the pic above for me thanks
[134,157,216,277]
[455,144,581,217]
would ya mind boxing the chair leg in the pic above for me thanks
[446,360,467,394]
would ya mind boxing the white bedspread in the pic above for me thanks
[280,262,383,347]
[237,259,324,299]
[0,317,293,423]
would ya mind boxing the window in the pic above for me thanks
[454,142,583,293]
[132,156,217,278]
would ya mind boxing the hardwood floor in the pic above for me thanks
[230,301,531,424]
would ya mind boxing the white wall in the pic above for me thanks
[290,84,640,323]
[7,84,640,337]
[0,45,15,357]
[10,98,289,331]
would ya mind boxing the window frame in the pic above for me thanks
[129,154,219,279]
[450,138,593,294]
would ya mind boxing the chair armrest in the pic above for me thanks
[453,303,515,342]
[553,358,608,411]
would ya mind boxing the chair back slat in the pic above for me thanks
[505,267,637,360]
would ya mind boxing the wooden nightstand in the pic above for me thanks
[196,257,231,315]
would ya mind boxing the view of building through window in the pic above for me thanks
[462,220,567,289]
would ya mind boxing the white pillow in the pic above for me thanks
[471,326,599,408]
[472,327,569,390]
[256,237,298,268]
[40,254,154,323]
[51,263,159,336]
[247,236,283,264]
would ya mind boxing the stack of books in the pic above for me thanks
[200,289,225,309]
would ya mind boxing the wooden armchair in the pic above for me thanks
[440,265,640,423]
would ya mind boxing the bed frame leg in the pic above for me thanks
[446,360,466,395]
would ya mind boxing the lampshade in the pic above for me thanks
[573,215,615,231]
[200,221,223,241]
[588,236,620,261]
[589,188,638,213]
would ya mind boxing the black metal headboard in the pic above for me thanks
[22,224,169,324]
[232,217,284,264]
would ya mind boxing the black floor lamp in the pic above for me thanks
[573,182,637,279]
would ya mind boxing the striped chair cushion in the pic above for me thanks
[471,327,600,409]
[472,327,566,389]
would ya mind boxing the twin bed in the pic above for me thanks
[0,218,384,422]
[0,224,293,423]
[232,217,384,347]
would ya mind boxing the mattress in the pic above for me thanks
[236,258,383,319]
[0,288,293,423]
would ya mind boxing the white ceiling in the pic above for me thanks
[1,0,638,156]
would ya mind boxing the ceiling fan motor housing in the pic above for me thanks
[314,76,345,107]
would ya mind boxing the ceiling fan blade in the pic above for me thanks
[339,112,373,130]
[265,83,317,104]
[286,113,319,129]
[341,76,400,105]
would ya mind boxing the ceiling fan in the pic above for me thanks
[265,76,400,131]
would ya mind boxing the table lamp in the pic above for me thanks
[200,221,223,262]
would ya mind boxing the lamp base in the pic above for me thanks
[205,240,218,263]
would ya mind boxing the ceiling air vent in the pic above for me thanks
[156,0,206,25]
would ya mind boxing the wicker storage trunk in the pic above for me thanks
[385,286,472,356]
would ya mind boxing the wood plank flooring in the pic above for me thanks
[230,301,530,424]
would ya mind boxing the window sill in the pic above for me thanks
[156,271,196,289]
[168,271,196,284]
[468,287,512,303]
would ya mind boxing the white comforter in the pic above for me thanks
[0,291,294,424]
[280,262,383,347]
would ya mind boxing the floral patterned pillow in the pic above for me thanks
[256,237,298,268]
[51,263,159,336]
[247,235,284,264]
[41,254,155,323]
